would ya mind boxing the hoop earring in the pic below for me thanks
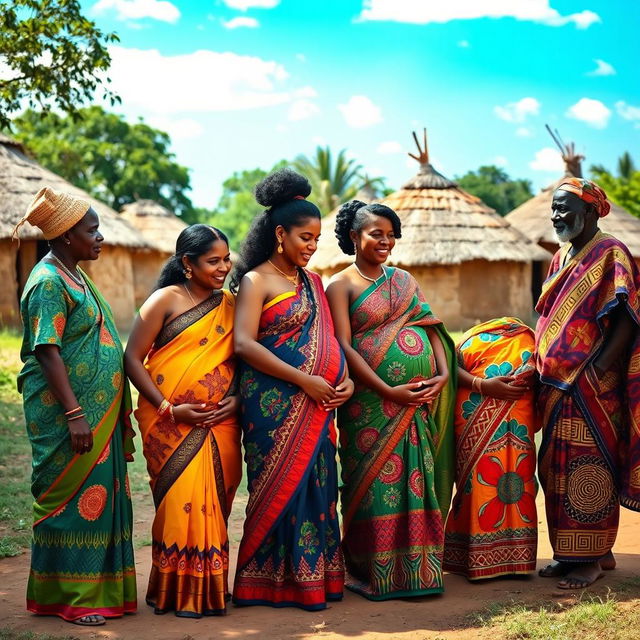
[184,267,193,279]
[277,240,284,254]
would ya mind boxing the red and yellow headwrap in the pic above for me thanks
[556,177,611,218]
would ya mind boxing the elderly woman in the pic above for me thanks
[14,188,136,626]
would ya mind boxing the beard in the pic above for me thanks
[554,215,585,243]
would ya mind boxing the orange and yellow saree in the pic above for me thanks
[136,290,242,617]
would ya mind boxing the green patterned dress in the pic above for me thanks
[18,261,136,621]
[338,267,456,599]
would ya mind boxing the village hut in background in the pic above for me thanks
[310,130,550,330]
[0,133,149,330]
[506,131,640,303]
[120,199,188,308]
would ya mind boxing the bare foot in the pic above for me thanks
[538,561,572,578]
[557,562,604,590]
[71,614,106,626]
[600,550,616,571]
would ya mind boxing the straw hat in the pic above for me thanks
[12,186,91,242]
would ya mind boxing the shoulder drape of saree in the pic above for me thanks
[237,270,345,568]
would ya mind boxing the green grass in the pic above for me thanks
[0,631,79,640]
[473,592,640,640]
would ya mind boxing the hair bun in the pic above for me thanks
[254,168,312,208]
[335,199,367,255]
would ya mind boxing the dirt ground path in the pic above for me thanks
[2,494,640,640]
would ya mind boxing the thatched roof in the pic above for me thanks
[0,135,148,248]
[506,178,640,258]
[120,199,188,254]
[311,130,549,271]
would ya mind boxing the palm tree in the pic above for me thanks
[294,147,363,215]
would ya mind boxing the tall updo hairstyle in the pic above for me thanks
[156,223,229,289]
[334,200,402,255]
[230,167,321,292]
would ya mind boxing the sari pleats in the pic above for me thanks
[444,318,538,580]
[233,270,345,610]
[338,268,456,599]
[136,290,242,617]
[19,264,136,620]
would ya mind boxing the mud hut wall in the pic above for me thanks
[458,260,533,328]
[411,265,462,328]
[82,246,136,331]
[0,239,19,326]
[131,250,168,309]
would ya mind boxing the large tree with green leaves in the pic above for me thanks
[12,106,194,216]
[204,162,287,250]
[591,152,640,218]
[455,165,533,215]
[294,146,369,215]
[0,0,119,129]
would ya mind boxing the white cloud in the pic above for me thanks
[93,0,180,23]
[223,16,259,28]
[494,97,540,123]
[107,46,295,114]
[566,97,611,128]
[146,116,204,140]
[458,40,470,48]
[377,140,403,154]
[616,101,640,128]
[338,95,382,128]
[223,0,279,10]
[529,147,564,172]
[312,135,326,146]
[359,1,600,28]
[587,59,616,76]
[288,99,320,121]
[616,100,640,121]
[294,86,317,99]
[516,127,533,137]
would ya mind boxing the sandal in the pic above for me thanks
[538,561,572,578]
[71,614,106,626]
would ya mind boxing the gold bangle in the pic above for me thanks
[157,398,171,417]
[67,413,86,421]
[65,406,82,416]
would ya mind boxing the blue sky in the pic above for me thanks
[83,0,640,208]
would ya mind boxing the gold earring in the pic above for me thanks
[277,240,284,254]
[184,267,193,279]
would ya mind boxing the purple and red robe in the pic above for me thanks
[535,231,640,563]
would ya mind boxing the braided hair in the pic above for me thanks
[334,201,401,255]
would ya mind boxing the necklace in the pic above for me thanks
[268,259,299,285]
[183,283,196,305]
[49,253,84,287]
[354,263,386,284]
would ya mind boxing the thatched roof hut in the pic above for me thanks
[120,199,188,306]
[310,130,550,330]
[0,133,148,329]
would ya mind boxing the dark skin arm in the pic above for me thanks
[593,300,637,376]
[35,344,93,454]
[125,288,234,426]
[326,277,431,406]
[235,272,351,407]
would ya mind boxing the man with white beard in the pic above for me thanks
[534,178,640,590]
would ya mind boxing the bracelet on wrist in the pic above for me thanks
[67,413,86,422]
[65,406,82,416]
[157,398,172,417]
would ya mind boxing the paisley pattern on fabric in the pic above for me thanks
[233,270,346,611]
[338,267,456,600]
[135,290,242,617]
[18,261,136,621]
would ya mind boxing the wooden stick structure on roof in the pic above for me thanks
[408,128,430,165]
[545,124,584,178]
